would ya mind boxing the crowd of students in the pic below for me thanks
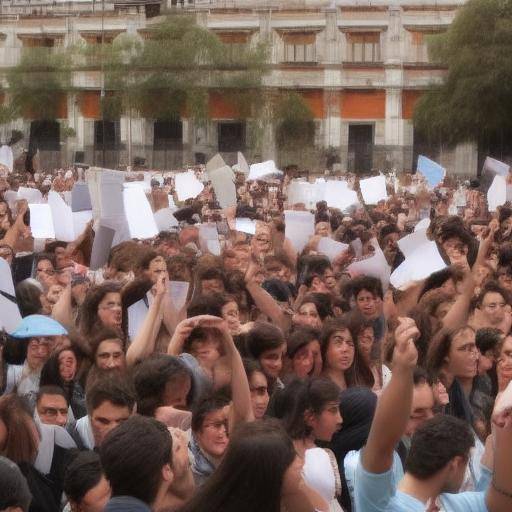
[1,165,512,512]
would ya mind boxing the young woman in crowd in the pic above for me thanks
[320,318,374,391]
[179,420,325,512]
[243,358,270,420]
[40,345,87,420]
[274,378,343,511]
[285,327,322,379]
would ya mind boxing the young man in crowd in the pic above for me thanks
[36,385,69,428]
[70,376,136,450]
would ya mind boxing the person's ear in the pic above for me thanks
[303,408,316,429]
[162,462,174,485]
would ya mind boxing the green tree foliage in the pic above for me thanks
[7,45,71,120]
[414,0,512,146]
[92,15,269,122]
[275,92,315,149]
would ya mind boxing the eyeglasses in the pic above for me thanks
[28,339,51,351]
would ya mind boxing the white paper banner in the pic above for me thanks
[123,187,158,239]
[359,175,388,205]
[317,237,349,263]
[284,210,315,254]
[175,171,204,202]
[29,204,55,239]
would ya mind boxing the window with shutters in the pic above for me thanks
[154,120,183,149]
[407,30,439,63]
[346,32,381,63]
[217,32,251,63]
[282,32,317,63]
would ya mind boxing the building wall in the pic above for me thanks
[0,0,477,175]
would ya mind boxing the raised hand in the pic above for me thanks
[392,317,419,370]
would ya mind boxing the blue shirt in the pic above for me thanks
[354,455,489,512]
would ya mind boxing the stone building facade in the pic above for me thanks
[0,0,478,175]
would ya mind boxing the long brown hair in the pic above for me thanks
[320,317,374,388]
[0,394,39,464]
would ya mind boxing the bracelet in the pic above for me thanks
[492,479,512,499]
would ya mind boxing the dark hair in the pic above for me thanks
[133,355,193,416]
[243,358,267,382]
[320,318,374,388]
[191,393,231,432]
[300,293,333,320]
[89,328,126,361]
[199,267,226,285]
[0,455,32,512]
[287,326,321,359]
[40,345,85,391]
[475,281,510,308]
[349,276,383,301]
[139,249,160,271]
[100,416,172,505]
[273,378,340,439]
[187,293,227,318]
[36,385,68,405]
[86,374,136,415]
[427,326,475,376]
[0,394,38,464]
[15,279,43,317]
[179,420,296,512]
[33,252,56,271]
[244,322,286,360]
[475,327,502,354]
[405,415,474,479]
[63,451,103,504]
[79,281,125,338]
[419,266,464,299]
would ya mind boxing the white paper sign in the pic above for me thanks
[154,208,179,232]
[248,160,283,181]
[169,281,190,311]
[0,145,13,173]
[488,175,507,212]
[175,171,204,201]
[72,210,93,238]
[235,217,257,235]
[206,153,226,174]
[359,175,388,205]
[348,238,391,290]
[100,170,125,224]
[18,187,43,204]
[317,237,349,263]
[284,210,315,254]
[415,217,431,232]
[206,239,221,256]
[483,156,510,177]
[29,204,55,239]
[324,181,359,210]
[397,229,429,258]
[123,187,158,239]
[209,165,237,209]
[0,257,21,333]
[48,191,75,242]
[237,152,250,175]
[390,241,446,289]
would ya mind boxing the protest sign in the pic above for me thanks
[48,191,75,242]
[390,241,446,289]
[359,175,388,205]
[417,155,445,188]
[248,160,283,181]
[175,171,204,201]
[123,187,158,239]
[235,218,257,235]
[317,237,349,263]
[284,210,315,253]
[29,204,55,239]
[209,165,237,209]
[488,175,507,212]
[90,225,116,270]
[0,257,21,333]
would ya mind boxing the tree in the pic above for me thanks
[93,14,269,123]
[7,45,72,120]
[414,0,512,154]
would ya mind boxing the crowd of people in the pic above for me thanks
[1,163,512,512]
